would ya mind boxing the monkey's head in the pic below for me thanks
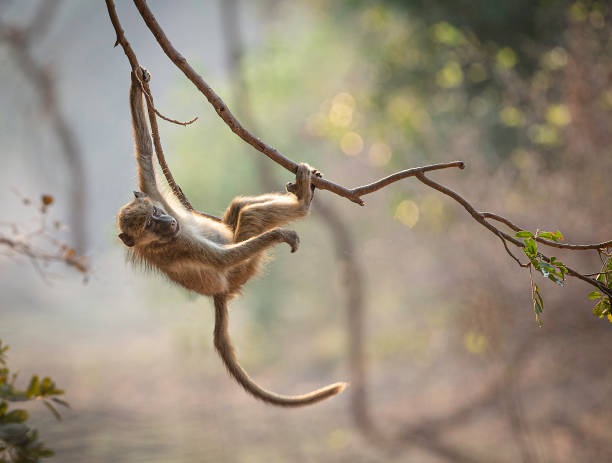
[117,191,179,247]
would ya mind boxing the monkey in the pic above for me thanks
[117,67,347,407]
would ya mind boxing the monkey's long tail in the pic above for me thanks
[213,295,348,407]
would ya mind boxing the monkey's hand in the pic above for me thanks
[131,66,151,85]
[286,163,322,203]
[275,228,300,253]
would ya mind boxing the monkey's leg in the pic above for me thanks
[222,194,281,232]
[231,164,318,242]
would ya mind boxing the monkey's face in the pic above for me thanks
[117,192,179,247]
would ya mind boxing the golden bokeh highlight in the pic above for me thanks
[464,331,487,354]
[368,142,392,166]
[394,200,420,228]
[340,132,364,156]
[329,92,355,128]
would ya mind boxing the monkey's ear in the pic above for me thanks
[133,191,146,199]
[118,232,135,247]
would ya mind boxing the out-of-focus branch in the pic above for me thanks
[0,194,89,278]
[218,0,373,442]
[219,0,277,192]
[0,0,87,252]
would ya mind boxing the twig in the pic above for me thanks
[416,173,612,299]
[483,212,612,250]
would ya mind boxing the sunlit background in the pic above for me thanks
[1,1,612,461]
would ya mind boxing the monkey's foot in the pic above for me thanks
[286,163,322,197]
[137,66,151,83]
[277,229,299,253]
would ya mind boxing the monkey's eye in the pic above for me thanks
[145,218,153,229]
[152,207,161,217]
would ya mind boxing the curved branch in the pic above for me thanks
[132,0,465,206]
[417,173,612,299]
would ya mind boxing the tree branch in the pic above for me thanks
[416,172,612,299]
[105,0,220,221]
[131,0,465,206]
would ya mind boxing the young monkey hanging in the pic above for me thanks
[117,68,347,407]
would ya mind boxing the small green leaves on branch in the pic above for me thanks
[516,230,568,286]
[589,251,612,322]
[517,230,569,326]
[0,339,69,462]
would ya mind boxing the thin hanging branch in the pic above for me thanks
[106,0,221,221]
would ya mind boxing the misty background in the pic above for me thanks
[1,1,611,462]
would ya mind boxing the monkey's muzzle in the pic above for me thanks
[152,213,180,238]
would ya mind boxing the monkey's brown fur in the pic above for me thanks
[117,68,347,407]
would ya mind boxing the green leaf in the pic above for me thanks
[594,301,604,317]
[43,400,61,421]
[588,291,602,300]
[51,397,70,408]
[26,375,39,398]
[553,230,564,241]
[534,299,543,314]
[40,377,53,395]
[548,274,563,286]
[524,237,537,256]
[538,232,554,240]
[515,231,534,238]
[2,409,28,423]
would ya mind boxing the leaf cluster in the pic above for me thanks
[588,252,612,322]
[0,340,69,463]
[515,230,568,326]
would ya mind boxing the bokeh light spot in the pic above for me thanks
[340,132,364,156]
[464,331,487,354]
[499,106,524,127]
[436,61,463,88]
[394,200,420,228]
[546,104,571,126]
[368,142,392,166]
[496,47,517,69]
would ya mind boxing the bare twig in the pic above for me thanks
[0,195,89,277]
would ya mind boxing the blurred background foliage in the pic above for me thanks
[1,0,611,462]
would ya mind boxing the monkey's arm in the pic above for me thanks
[130,69,169,207]
[179,228,299,270]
